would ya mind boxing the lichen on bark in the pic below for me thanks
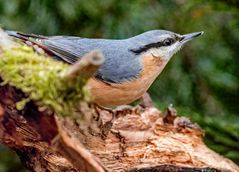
[0,45,89,116]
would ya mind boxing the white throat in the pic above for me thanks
[150,41,182,60]
[142,40,182,61]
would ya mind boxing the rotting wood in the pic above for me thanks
[0,83,238,171]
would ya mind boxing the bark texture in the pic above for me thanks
[0,83,238,172]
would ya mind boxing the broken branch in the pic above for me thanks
[62,49,105,81]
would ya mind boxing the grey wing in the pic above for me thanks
[41,37,92,64]
[43,37,143,83]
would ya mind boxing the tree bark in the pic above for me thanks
[0,29,238,172]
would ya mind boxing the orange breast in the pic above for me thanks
[86,55,168,107]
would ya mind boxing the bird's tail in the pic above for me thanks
[5,30,77,63]
[5,30,47,41]
[5,30,19,38]
[5,30,53,55]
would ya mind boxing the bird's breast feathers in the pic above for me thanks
[87,54,169,106]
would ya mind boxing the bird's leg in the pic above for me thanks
[94,104,133,116]
[94,103,114,114]
[92,104,114,137]
[114,105,134,112]
[139,92,154,108]
[94,104,133,138]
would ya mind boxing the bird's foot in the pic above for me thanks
[139,92,154,108]
[94,104,134,116]
[94,104,114,114]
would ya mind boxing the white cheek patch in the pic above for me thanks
[146,42,182,60]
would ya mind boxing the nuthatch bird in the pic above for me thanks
[7,30,203,107]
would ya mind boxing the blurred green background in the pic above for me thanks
[0,0,238,171]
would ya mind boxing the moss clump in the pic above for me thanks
[0,46,89,116]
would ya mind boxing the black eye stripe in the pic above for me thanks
[130,36,178,55]
[130,42,164,55]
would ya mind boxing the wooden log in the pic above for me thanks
[0,83,238,171]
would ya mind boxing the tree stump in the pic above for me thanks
[0,29,238,172]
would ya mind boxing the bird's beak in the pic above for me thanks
[179,31,204,43]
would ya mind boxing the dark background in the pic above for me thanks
[0,0,239,171]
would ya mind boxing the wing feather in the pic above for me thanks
[6,30,81,64]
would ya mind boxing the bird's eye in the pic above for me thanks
[163,38,174,46]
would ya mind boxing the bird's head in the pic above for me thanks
[130,30,203,60]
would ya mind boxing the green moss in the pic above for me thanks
[0,46,89,116]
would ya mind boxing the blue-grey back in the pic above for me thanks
[43,37,142,83]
